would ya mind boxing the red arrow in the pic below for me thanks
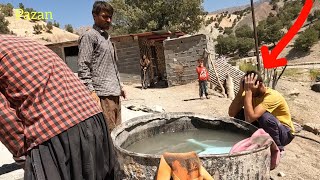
[261,0,313,69]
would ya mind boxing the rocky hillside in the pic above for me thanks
[201,0,320,63]
[1,8,78,45]
[210,0,270,14]
[201,0,320,38]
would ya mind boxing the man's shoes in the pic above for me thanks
[206,96,210,99]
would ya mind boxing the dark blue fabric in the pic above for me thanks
[258,112,294,151]
[199,80,208,97]
[235,109,294,151]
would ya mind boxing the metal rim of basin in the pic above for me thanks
[111,112,272,160]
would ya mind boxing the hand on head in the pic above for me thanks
[244,73,259,91]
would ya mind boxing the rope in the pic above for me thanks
[295,134,320,144]
[293,122,320,144]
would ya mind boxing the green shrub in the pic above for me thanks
[294,28,319,52]
[310,69,320,81]
[239,62,257,72]
[0,13,10,34]
[33,24,43,34]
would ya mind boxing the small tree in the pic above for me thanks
[46,21,53,33]
[109,0,206,34]
[218,15,223,24]
[314,10,320,21]
[312,21,320,38]
[266,21,283,45]
[205,17,214,26]
[18,3,25,11]
[232,20,237,28]
[270,0,280,5]
[53,20,60,28]
[224,27,233,35]
[0,3,14,16]
[33,24,43,34]
[308,10,320,23]
[272,4,278,11]
[285,21,292,30]
[257,20,267,45]
[294,28,319,52]
[235,24,253,38]
[258,15,283,45]
[65,24,73,33]
[215,35,237,56]
[308,14,315,22]
[237,37,255,57]
[0,13,10,34]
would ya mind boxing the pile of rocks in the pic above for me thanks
[311,75,320,93]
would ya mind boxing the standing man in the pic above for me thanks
[228,71,295,153]
[140,55,151,89]
[78,1,126,131]
[0,35,115,179]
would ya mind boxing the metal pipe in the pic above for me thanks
[250,0,262,72]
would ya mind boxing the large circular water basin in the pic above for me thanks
[111,112,272,180]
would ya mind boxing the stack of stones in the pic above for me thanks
[311,75,320,93]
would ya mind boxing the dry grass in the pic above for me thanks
[282,68,303,77]
[239,62,257,72]
[282,68,320,82]
[310,69,320,81]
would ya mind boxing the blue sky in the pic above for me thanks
[0,0,257,28]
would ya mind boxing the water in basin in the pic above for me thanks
[125,129,249,155]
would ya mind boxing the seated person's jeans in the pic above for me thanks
[235,109,294,151]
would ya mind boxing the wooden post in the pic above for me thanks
[206,49,227,98]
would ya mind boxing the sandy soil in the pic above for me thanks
[121,78,320,180]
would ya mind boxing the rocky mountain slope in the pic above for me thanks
[200,0,320,63]
[3,9,78,45]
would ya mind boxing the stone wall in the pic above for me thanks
[163,34,244,94]
[155,41,166,79]
[112,36,141,75]
[164,34,210,86]
[47,45,64,60]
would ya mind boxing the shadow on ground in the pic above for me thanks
[134,80,168,89]
[183,98,201,101]
[0,163,23,175]
[286,47,311,60]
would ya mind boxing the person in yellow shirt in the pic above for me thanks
[228,71,295,153]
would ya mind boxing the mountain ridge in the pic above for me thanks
[209,0,270,14]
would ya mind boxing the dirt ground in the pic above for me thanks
[1,72,319,179]
[122,76,320,179]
